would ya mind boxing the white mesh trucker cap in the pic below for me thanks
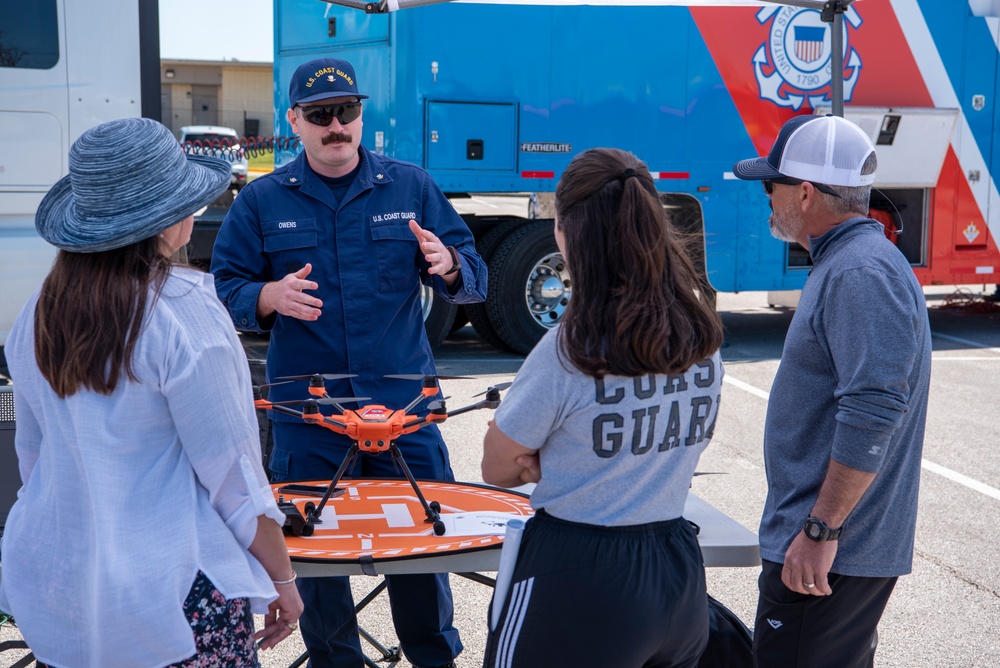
[733,115,877,187]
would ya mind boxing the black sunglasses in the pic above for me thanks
[296,102,362,127]
[762,177,843,200]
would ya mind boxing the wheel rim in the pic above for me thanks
[524,252,571,329]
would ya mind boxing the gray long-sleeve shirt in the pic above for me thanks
[759,217,931,578]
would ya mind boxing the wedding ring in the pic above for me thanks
[804,582,816,589]
[287,621,299,631]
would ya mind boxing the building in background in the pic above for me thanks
[160,59,272,139]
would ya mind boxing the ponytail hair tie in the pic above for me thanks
[619,168,637,182]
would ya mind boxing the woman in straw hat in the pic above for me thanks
[0,118,303,667]
[481,148,724,667]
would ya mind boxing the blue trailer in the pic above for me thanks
[266,0,997,354]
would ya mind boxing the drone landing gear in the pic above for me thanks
[388,443,447,536]
[305,441,448,536]
[278,499,315,537]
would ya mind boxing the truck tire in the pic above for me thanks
[450,306,469,333]
[486,219,569,355]
[466,220,525,352]
[422,285,458,349]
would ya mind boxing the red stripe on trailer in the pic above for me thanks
[650,172,690,180]
[521,171,555,178]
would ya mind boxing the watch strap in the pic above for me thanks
[443,246,461,275]
[804,516,842,542]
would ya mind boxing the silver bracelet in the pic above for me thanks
[272,572,297,585]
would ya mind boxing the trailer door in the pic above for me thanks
[0,0,66,346]
[959,5,999,250]
[426,101,517,172]
[980,7,1000,244]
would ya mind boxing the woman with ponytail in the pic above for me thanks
[481,148,724,667]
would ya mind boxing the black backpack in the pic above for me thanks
[699,594,754,668]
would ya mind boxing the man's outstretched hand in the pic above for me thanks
[258,263,323,321]
[410,220,458,285]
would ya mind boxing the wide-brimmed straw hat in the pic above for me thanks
[36,117,232,253]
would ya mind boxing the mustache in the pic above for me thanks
[321,132,352,145]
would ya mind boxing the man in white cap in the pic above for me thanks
[734,115,931,667]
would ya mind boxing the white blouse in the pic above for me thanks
[0,266,285,668]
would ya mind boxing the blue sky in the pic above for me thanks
[159,0,274,62]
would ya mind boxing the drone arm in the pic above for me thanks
[441,400,493,419]
[402,388,437,415]
[318,416,349,433]
[401,400,493,434]
[263,403,307,420]
[401,414,434,432]
[255,402,348,433]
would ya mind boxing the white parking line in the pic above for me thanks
[722,375,771,400]
[723,374,999,502]
[932,332,1000,354]
[920,459,1000,501]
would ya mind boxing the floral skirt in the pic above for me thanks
[36,571,259,668]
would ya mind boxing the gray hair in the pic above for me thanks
[825,151,879,216]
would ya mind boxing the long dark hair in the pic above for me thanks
[554,148,723,377]
[34,236,173,397]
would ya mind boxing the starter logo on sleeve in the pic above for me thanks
[753,5,863,111]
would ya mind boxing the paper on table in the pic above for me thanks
[438,511,526,536]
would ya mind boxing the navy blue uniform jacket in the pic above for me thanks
[211,147,487,422]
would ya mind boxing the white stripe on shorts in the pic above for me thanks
[495,577,535,668]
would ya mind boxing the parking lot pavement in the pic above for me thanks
[249,286,1000,668]
[3,286,999,667]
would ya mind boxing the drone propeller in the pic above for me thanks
[277,373,358,381]
[384,373,474,381]
[267,397,371,407]
[473,382,513,397]
[255,380,294,390]
[426,397,451,411]
[315,397,371,405]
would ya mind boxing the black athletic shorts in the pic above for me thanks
[753,559,897,668]
[484,509,708,668]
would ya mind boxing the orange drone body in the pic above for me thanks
[344,406,406,452]
[253,375,509,536]
[253,399,447,453]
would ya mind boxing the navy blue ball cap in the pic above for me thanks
[289,57,369,106]
[732,115,817,181]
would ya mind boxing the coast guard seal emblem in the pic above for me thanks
[753,5,863,110]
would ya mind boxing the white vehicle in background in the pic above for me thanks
[0,0,160,368]
[178,125,249,191]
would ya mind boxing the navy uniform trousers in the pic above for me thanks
[270,421,463,668]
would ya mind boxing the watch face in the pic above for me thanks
[805,519,825,541]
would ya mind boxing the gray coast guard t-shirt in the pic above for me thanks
[494,327,724,526]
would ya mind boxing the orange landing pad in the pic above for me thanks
[273,479,533,564]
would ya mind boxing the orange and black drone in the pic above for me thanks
[253,373,511,536]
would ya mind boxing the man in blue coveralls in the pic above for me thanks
[211,57,487,668]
